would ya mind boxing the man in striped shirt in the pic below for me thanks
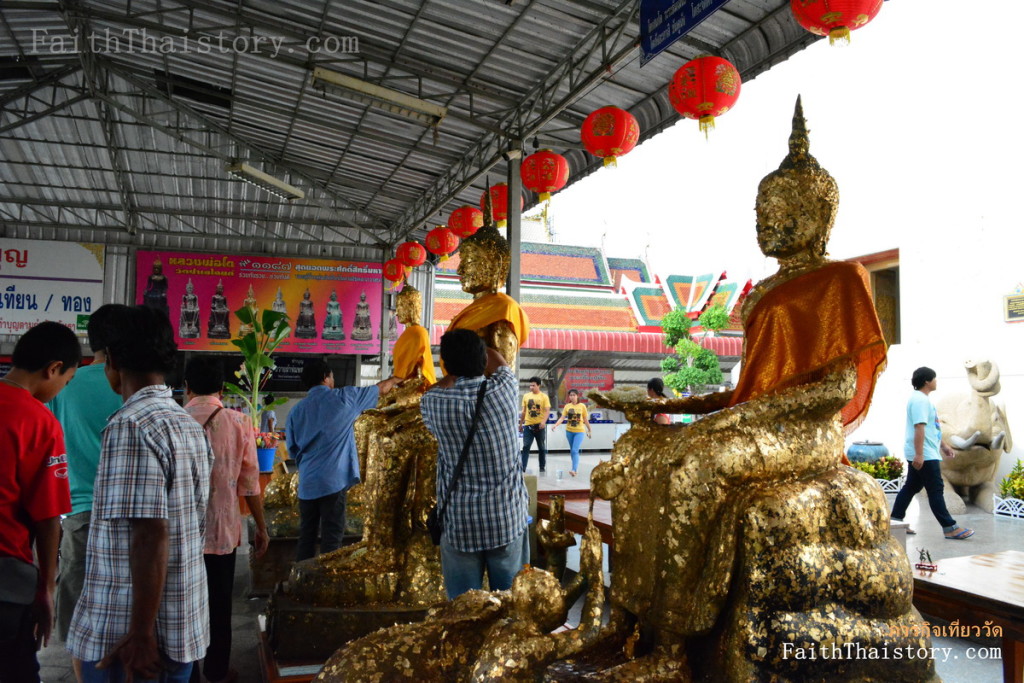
[421,330,529,598]
[68,306,212,682]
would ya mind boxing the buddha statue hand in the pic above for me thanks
[590,459,628,501]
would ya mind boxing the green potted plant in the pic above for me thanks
[851,454,905,493]
[995,460,1024,519]
[224,307,291,471]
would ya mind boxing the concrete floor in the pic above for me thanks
[38,451,1020,682]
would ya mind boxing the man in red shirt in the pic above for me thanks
[0,321,81,683]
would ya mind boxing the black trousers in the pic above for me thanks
[190,551,236,683]
[0,601,40,683]
[296,491,347,561]
[891,460,957,530]
[521,424,547,471]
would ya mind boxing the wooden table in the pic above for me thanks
[912,550,1024,683]
[536,497,613,548]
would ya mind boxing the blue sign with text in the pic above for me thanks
[639,0,730,66]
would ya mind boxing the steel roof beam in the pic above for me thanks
[392,0,639,240]
[94,62,390,247]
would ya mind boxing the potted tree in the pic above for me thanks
[225,307,291,472]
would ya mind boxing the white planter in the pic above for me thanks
[994,495,1024,519]
[875,476,905,494]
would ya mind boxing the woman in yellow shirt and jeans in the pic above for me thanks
[551,389,591,476]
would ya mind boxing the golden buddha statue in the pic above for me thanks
[319,98,938,682]
[572,97,935,681]
[391,285,437,385]
[446,188,530,366]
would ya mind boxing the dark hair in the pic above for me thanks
[567,389,579,399]
[439,329,486,377]
[648,377,667,398]
[301,360,331,389]
[264,393,276,405]
[529,376,542,386]
[12,321,81,373]
[87,304,130,353]
[912,367,936,390]
[105,305,177,374]
[184,356,224,395]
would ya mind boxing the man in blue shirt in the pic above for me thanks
[421,330,529,598]
[48,305,125,679]
[890,367,974,539]
[287,361,398,561]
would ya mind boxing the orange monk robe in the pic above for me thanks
[392,323,437,385]
[445,292,530,374]
[729,261,887,433]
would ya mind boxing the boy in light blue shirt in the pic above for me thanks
[890,367,974,539]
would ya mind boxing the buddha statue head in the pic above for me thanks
[396,285,422,326]
[329,290,338,302]
[185,279,194,295]
[755,96,839,264]
[458,185,510,295]
[151,257,163,276]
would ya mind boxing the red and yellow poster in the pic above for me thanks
[135,250,396,354]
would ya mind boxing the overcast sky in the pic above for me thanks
[541,0,1022,284]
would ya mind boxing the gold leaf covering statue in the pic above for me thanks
[318,98,939,682]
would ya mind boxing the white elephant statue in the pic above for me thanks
[935,359,1013,513]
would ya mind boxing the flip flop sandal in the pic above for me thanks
[944,527,975,540]
[905,527,917,535]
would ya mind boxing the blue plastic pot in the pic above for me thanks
[847,441,889,463]
[257,447,276,472]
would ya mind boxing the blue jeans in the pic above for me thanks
[81,658,192,682]
[566,431,584,472]
[890,460,957,530]
[440,528,530,599]
[521,425,547,471]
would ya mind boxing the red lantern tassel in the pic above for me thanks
[699,115,716,139]
[603,156,617,168]
[439,253,450,262]
[828,26,851,45]
[539,192,552,202]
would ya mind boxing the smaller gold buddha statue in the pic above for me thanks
[238,285,258,336]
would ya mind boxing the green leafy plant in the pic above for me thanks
[852,454,904,480]
[224,307,291,432]
[999,460,1024,499]
[660,304,727,395]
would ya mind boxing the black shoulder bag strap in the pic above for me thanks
[436,378,489,524]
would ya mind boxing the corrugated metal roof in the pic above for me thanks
[1,0,817,255]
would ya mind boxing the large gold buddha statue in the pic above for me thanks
[446,191,530,366]
[573,97,936,682]
[317,98,938,682]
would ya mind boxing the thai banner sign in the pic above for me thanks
[558,367,614,404]
[640,0,730,66]
[0,238,105,337]
[135,250,395,355]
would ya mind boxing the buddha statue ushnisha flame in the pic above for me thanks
[447,186,529,366]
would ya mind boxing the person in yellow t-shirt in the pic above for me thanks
[551,389,591,476]
[519,377,550,472]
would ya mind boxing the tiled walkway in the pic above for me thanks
[39,450,1020,682]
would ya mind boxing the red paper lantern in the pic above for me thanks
[383,258,405,287]
[425,226,459,261]
[520,149,570,202]
[790,0,883,45]
[396,241,427,270]
[580,106,639,167]
[448,205,483,238]
[479,183,523,228]
[668,55,742,137]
